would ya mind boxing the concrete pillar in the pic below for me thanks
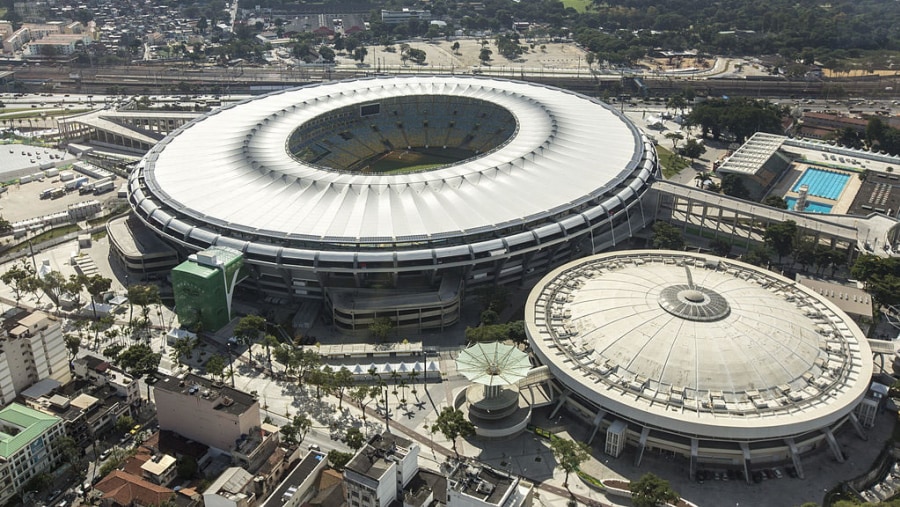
[549,391,570,419]
[849,412,868,441]
[823,428,845,463]
[740,442,752,484]
[633,426,651,466]
[585,410,607,445]
[689,438,699,481]
[784,438,805,479]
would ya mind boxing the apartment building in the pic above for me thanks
[0,310,70,406]
[0,404,65,505]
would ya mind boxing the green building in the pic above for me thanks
[0,404,65,505]
[172,247,246,333]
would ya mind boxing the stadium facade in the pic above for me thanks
[526,250,873,480]
[125,76,658,332]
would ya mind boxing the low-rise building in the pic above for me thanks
[446,462,532,507]
[0,404,65,505]
[261,450,328,507]
[73,354,141,405]
[344,433,420,507]
[380,9,431,24]
[204,466,258,507]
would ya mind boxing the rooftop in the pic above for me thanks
[346,433,415,481]
[95,470,175,506]
[717,132,785,176]
[448,463,515,506]
[526,250,873,440]
[0,404,61,458]
[261,451,326,507]
[153,373,257,416]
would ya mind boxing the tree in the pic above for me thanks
[680,139,705,163]
[479,48,492,64]
[433,407,475,457]
[710,238,732,257]
[328,450,354,471]
[630,473,679,507]
[665,131,684,154]
[1,262,33,306]
[115,415,136,434]
[407,48,427,65]
[720,174,749,199]
[549,438,590,487]
[117,344,161,380]
[84,275,112,319]
[764,220,798,264]
[652,221,684,250]
[55,436,83,478]
[234,314,266,358]
[262,334,279,371]
[42,270,67,310]
[319,45,335,63]
[344,427,366,450]
[369,317,394,341]
[742,245,772,267]
[451,41,460,54]
[332,367,355,409]
[205,354,227,380]
[103,344,125,362]
[353,47,368,63]
[763,195,788,209]
[64,334,81,360]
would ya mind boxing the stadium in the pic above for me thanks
[526,250,874,480]
[125,76,658,332]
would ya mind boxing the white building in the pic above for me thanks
[344,433,420,507]
[73,354,141,405]
[526,250,874,482]
[204,466,257,507]
[0,310,70,406]
[446,462,533,507]
[381,9,432,24]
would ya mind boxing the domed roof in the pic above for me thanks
[526,250,872,439]
[139,75,642,243]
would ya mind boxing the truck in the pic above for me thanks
[50,188,66,199]
[40,188,55,199]
[94,180,115,194]
[59,171,74,181]
[65,176,89,191]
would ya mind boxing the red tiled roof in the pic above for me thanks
[95,470,174,506]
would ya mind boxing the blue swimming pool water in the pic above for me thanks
[791,168,850,200]
[785,197,833,214]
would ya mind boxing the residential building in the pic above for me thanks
[73,354,141,405]
[153,373,261,453]
[140,453,177,486]
[94,470,177,507]
[0,404,65,505]
[0,310,70,406]
[24,33,92,57]
[204,466,257,507]
[446,462,533,507]
[22,375,134,451]
[261,451,327,507]
[344,433,420,507]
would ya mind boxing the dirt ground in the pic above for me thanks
[348,38,591,73]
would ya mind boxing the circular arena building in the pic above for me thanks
[526,250,873,480]
[126,76,657,332]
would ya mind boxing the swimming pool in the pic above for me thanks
[785,197,833,214]
[791,168,851,200]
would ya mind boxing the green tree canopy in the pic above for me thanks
[549,438,590,487]
[651,221,685,250]
[630,473,679,507]
[433,407,475,457]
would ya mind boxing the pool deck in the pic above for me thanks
[771,162,861,214]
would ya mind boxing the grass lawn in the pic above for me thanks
[561,0,592,12]
[656,145,690,178]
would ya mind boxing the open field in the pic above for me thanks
[356,37,590,73]
[561,0,593,13]
[363,147,474,174]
